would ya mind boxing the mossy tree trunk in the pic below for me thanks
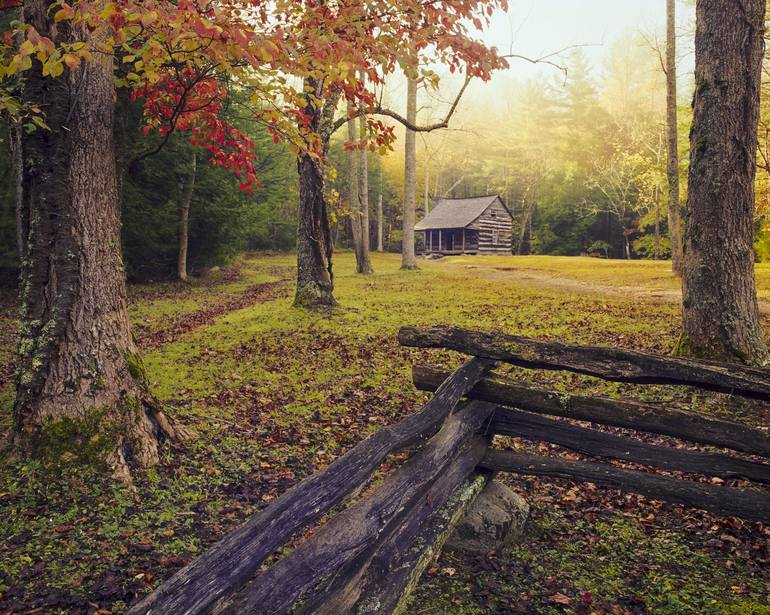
[294,78,337,308]
[679,0,769,365]
[13,0,178,478]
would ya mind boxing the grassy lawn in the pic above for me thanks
[0,252,768,614]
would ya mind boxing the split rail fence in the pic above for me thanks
[128,325,770,615]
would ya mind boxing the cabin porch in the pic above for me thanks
[423,228,478,255]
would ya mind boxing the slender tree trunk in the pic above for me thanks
[346,105,362,266]
[516,193,535,255]
[654,185,661,260]
[401,76,418,270]
[423,158,430,215]
[679,0,768,364]
[357,115,373,273]
[377,162,384,252]
[666,0,684,274]
[13,0,178,478]
[294,78,337,308]
[177,151,196,282]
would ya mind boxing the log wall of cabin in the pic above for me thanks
[476,198,512,253]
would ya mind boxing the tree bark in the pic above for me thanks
[666,0,684,274]
[516,197,535,255]
[654,185,661,260]
[294,78,337,308]
[679,0,768,364]
[357,115,373,273]
[10,122,24,260]
[401,76,419,269]
[13,0,177,478]
[346,105,362,266]
[377,190,384,253]
[423,157,430,215]
[295,153,336,307]
[177,151,196,282]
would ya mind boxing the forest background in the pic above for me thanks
[4,1,769,280]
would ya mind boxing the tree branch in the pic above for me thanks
[331,74,471,136]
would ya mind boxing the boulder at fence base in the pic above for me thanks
[446,480,529,554]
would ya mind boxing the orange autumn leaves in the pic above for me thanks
[0,0,508,187]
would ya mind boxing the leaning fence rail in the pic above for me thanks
[127,357,492,615]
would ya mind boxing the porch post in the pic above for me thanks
[462,228,465,253]
[439,229,442,253]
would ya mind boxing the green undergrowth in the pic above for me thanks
[411,508,769,614]
[0,252,768,613]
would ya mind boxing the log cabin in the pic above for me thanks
[415,195,513,255]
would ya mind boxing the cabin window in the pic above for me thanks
[490,210,497,218]
[492,229,499,244]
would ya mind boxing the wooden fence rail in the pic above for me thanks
[128,325,770,615]
[399,325,770,400]
[413,365,770,457]
[480,449,770,522]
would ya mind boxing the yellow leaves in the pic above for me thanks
[255,44,273,63]
[5,53,32,77]
[18,40,35,58]
[100,3,117,20]
[62,53,80,70]
[54,3,75,23]
[41,55,64,78]
[141,11,159,28]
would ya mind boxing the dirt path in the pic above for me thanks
[466,265,770,314]
[135,280,290,350]
[0,269,292,389]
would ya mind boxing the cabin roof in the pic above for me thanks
[414,195,506,230]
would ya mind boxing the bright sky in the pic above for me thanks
[383,1,696,131]
[486,0,695,80]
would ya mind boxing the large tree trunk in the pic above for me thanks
[294,85,336,308]
[679,0,768,364]
[666,0,684,274]
[357,115,373,273]
[13,0,177,478]
[177,151,196,282]
[294,81,339,308]
[401,76,419,270]
[295,152,336,307]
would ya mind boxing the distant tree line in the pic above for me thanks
[0,94,297,284]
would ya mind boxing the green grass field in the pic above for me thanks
[0,252,768,614]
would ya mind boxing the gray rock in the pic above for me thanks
[446,480,529,554]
